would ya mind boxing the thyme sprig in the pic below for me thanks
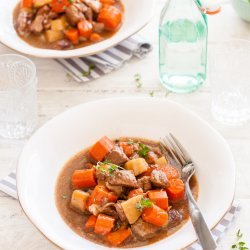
[136,197,153,212]
[231,230,249,250]
[95,160,122,177]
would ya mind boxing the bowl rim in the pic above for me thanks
[16,97,236,249]
[0,0,155,58]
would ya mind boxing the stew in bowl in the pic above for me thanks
[14,0,123,50]
[56,136,198,247]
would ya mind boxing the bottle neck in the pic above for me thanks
[161,0,204,21]
[168,0,197,7]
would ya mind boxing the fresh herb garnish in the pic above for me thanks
[127,139,134,145]
[95,161,120,177]
[69,0,74,3]
[103,159,111,164]
[138,143,150,158]
[136,197,153,212]
[231,230,249,250]
[149,90,155,97]
[134,73,142,88]
[82,63,96,77]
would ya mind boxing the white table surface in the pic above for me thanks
[0,1,250,249]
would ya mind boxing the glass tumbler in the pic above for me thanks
[0,54,38,139]
[210,40,250,125]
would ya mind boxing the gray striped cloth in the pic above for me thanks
[56,35,152,82]
[0,169,240,249]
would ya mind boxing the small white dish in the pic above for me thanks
[0,0,154,58]
[17,97,235,250]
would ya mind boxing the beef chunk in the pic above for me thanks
[30,15,44,33]
[105,182,124,196]
[82,0,102,12]
[150,170,168,188]
[15,9,33,37]
[96,170,109,184]
[66,1,87,25]
[108,170,138,188]
[131,218,160,240]
[85,7,93,21]
[30,5,51,34]
[89,203,118,218]
[51,39,73,50]
[114,201,127,222]
[131,152,140,159]
[105,146,129,165]
[145,151,158,164]
[168,209,183,228]
[93,22,104,33]
[137,176,152,192]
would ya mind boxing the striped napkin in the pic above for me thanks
[55,35,152,82]
[0,169,240,249]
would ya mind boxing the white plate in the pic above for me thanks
[17,97,235,250]
[0,0,154,58]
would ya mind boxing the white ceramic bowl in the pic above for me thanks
[231,0,250,22]
[0,0,154,58]
[17,97,235,250]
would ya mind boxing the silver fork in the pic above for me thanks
[161,133,217,250]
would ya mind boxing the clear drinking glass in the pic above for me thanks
[0,54,38,139]
[210,40,250,125]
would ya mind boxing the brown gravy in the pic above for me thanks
[55,138,198,247]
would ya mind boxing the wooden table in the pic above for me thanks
[1,1,250,249]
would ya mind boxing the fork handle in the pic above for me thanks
[185,182,217,250]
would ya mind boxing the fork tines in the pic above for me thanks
[161,134,192,168]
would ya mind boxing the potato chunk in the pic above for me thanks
[155,156,168,167]
[71,190,89,212]
[45,30,64,43]
[33,0,52,8]
[124,158,148,176]
[121,195,143,224]
[51,17,68,31]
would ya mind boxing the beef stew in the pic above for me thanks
[13,0,123,50]
[55,136,198,247]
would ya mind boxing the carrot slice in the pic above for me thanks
[90,33,103,43]
[128,188,143,199]
[77,20,93,38]
[21,0,33,8]
[119,142,134,157]
[142,204,168,227]
[85,215,97,228]
[87,185,118,208]
[51,0,70,13]
[157,165,179,180]
[106,228,132,246]
[148,190,168,210]
[166,178,185,201]
[141,164,157,176]
[94,214,115,235]
[89,136,114,162]
[65,29,79,45]
[100,0,115,5]
[71,169,96,188]
[98,5,122,31]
